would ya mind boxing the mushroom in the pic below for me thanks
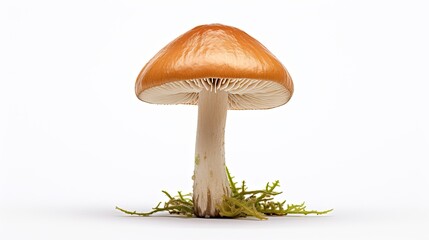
[135,24,294,218]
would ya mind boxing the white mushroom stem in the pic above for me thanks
[193,89,231,217]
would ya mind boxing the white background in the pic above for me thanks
[1,0,428,239]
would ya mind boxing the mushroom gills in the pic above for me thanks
[139,78,291,110]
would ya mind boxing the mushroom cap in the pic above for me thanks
[135,24,294,110]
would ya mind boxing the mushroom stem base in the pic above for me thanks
[193,89,231,218]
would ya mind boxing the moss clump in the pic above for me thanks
[116,168,332,220]
[116,191,194,217]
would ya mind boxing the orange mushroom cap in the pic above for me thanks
[136,24,294,110]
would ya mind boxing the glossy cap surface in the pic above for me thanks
[135,24,294,110]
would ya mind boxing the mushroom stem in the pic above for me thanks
[193,89,231,217]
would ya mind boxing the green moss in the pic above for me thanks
[116,191,194,217]
[219,168,332,220]
[194,154,200,165]
[116,168,332,220]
